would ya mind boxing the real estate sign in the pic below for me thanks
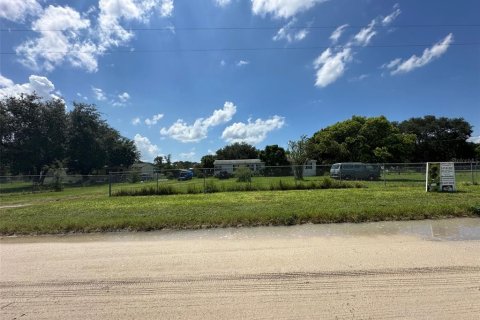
[426,162,456,192]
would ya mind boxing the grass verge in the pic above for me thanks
[1,184,479,235]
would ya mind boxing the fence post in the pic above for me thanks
[383,163,386,187]
[203,169,206,194]
[472,162,475,184]
[108,172,112,197]
[156,172,159,193]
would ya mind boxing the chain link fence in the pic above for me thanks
[0,162,478,196]
[107,162,479,196]
[0,174,109,194]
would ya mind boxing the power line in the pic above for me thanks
[1,24,480,32]
[1,42,478,55]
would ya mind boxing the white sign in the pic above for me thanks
[426,162,456,192]
[440,162,456,192]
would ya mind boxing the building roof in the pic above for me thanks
[131,162,155,169]
[214,159,264,165]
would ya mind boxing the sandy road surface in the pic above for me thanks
[1,220,480,319]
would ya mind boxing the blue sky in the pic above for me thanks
[1,0,479,162]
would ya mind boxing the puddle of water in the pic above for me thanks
[2,218,479,244]
[0,204,31,209]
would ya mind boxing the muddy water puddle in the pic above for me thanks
[2,218,479,244]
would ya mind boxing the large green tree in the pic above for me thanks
[259,145,289,167]
[307,116,416,163]
[216,142,259,160]
[0,94,68,175]
[67,103,138,175]
[200,154,216,168]
[398,115,476,161]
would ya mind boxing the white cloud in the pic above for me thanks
[313,5,401,88]
[214,0,232,7]
[0,74,61,100]
[14,1,173,73]
[382,4,401,26]
[160,101,236,142]
[385,33,453,75]
[134,133,160,162]
[329,24,348,44]
[92,87,106,101]
[352,20,376,46]
[15,5,98,72]
[76,92,88,100]
[0,0,42,22]
[220,59,226,67]
[97,0,173,52]
[236,60,250,67]
[207,149,215,155]
[131,117,141,125]
[272,18,309,43]
[112,92,130,107]
[221,115,285,144]
[118,92,130,103]
[160,0,174,17]
[145,113,164,126]
[467,136,480,144]
[251,0,326,19]
[349,74,369,82]
[313,48,352,88]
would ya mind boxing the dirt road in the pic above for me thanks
[1,219,480,319]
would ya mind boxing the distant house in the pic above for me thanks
[131,162,156,179]
[303,160,317,177]
[214,159,265,175]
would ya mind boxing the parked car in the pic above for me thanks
[330,162,381,180]
[177,170,193,181]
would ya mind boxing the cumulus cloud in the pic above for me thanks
[251,0,326,19]
[160,101,236,142]
[0,0,42,22]
[118,92,130,103]
[221,115,285,144]
[145,113,164,126]
[134,133,161,162]
[112,91,131,106]
[384,33,454,75]
[313,4,401,88]
[329,24,348,44]
[15,5,98,72]
[313,48,352,88]
[92,87,107,101]
[97,0,173,51]
[273,18,309,43]
[214,0,232,7]
[160,0,174,17]
[236,60,250,67]
[131,117,141,125]
[14,1,173,73]
[0,74,61,100]
[352,20,376,46]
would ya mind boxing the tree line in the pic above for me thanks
[1,95,478,178]
[1,94,139,177]
[201,115,479,167]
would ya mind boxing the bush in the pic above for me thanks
[129,171,140,183]
[235,167,252,183]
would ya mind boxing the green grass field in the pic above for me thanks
[1,172,479,235]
